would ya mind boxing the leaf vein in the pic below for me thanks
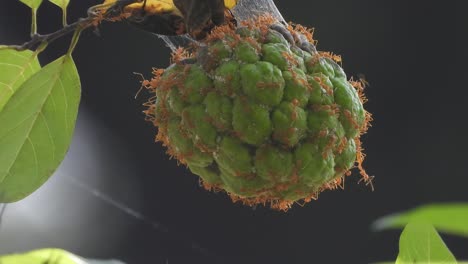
[39,111,56,163]
[26,137,39,181]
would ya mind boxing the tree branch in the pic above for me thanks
[0,2,134,52]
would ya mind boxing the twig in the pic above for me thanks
[4,17,93,51]
[1,2,132,52]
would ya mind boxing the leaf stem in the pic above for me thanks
[62,8,68,27]
[67,28,82,56]
[31,8,38,36]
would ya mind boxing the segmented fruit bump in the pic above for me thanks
[143,15,372,211]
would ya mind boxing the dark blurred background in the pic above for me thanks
[0,0,466,263]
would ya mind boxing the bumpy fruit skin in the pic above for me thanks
[144,16,371,210]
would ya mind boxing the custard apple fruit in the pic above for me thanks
[144,16,371,210]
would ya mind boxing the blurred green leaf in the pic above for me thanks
[373,204,468,237]
[0,55,81,202]
[0,248,127,264]
[19,0,43,9]
[0,248,86,264]
[48,0,69,9]
[373,261,468,263]
[395,222,457,264]
[0,49,41,112]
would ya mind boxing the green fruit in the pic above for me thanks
[145,17,371,210]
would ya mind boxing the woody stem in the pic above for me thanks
[0,2,132,52]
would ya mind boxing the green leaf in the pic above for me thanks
[373,261,468,264]
[396,222,457,264]
[373,204,468,237]
[0,248,126,264]
[19,0,43,9]
[0,55,81,203]
[48,0,69,9]
[372,261,468,264]
[0,248,86,264]
[0,49,41,112]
